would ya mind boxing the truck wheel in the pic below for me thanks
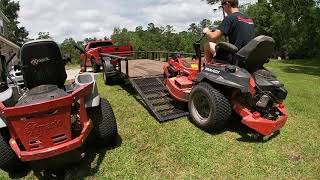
[87,98,118,146]
[188,82,231,132]
[91,58,100,73]
[0,129,24,172]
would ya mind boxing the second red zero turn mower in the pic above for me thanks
[163,35,288,136]
[0,40,118,172]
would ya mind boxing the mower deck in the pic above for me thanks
[130,77,189,122]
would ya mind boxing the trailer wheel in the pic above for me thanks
[188,82,231,132]
[91,58,100,73]
[87,98,118,146]
[0,129,24,172]
[102,66,113,85]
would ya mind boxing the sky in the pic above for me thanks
[16,0,256,42]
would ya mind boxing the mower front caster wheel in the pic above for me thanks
[188,82,231,132]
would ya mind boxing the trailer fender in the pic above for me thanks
[103,57,115,73]
[75,73,100,108]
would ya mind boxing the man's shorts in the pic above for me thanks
[208,42,233,63]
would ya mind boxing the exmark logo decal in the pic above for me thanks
[24,120,64,139]
[30,57,51,66]
[205,67,220,74]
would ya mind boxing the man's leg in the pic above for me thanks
[204,42,216,63]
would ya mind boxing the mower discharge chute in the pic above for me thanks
[0,40,117,172]
[163,35,288,137]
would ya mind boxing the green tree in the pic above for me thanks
[59,38,83,64]
[0,0,29,46]
[83,37,97,44]
[109,19,220,53]
[203,0,221,5]
[243,0,320,58]
[36,32,52,40]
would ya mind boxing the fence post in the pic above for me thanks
[126,58,129,76]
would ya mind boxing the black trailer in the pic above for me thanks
[99,53,189,122]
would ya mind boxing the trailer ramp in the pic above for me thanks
[130,77,189,122]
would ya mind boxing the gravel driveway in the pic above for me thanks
[66,67,97,80]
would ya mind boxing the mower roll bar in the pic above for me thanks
[73,44,86,54]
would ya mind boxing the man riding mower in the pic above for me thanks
[163,0,288,138]
[164,35,288,137]
[0,40,117,172]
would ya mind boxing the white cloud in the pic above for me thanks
[15,0,257,42]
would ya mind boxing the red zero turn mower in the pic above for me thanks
[0,40,117,172]
[163,35,288,136]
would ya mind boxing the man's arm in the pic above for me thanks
[203,28,223,42]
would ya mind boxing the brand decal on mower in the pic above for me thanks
[25,120,64,139]
[30,57,51,66]
[204,67,220,74]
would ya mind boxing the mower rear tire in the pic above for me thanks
[188,82,231,132]
[87,98,118,146]
[0,129,24,172]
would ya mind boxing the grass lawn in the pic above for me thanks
[1,59,319,179]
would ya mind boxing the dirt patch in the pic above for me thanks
[66,68,80,80]
[289,153,304,163]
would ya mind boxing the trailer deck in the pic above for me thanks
[120,59,166,78]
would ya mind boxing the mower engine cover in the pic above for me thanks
[20,39,67,89]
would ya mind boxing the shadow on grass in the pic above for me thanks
[278,59,320,77]
[188,114,279,143]
[226,115,280,143]
[279,59,320,67]
[8,135,122,180]
[281,65,320,77]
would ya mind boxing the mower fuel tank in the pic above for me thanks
[194,64,252,93]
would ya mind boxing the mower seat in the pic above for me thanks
[216,42,238,54]
[20,40,67,89]
[236,35,275,73]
